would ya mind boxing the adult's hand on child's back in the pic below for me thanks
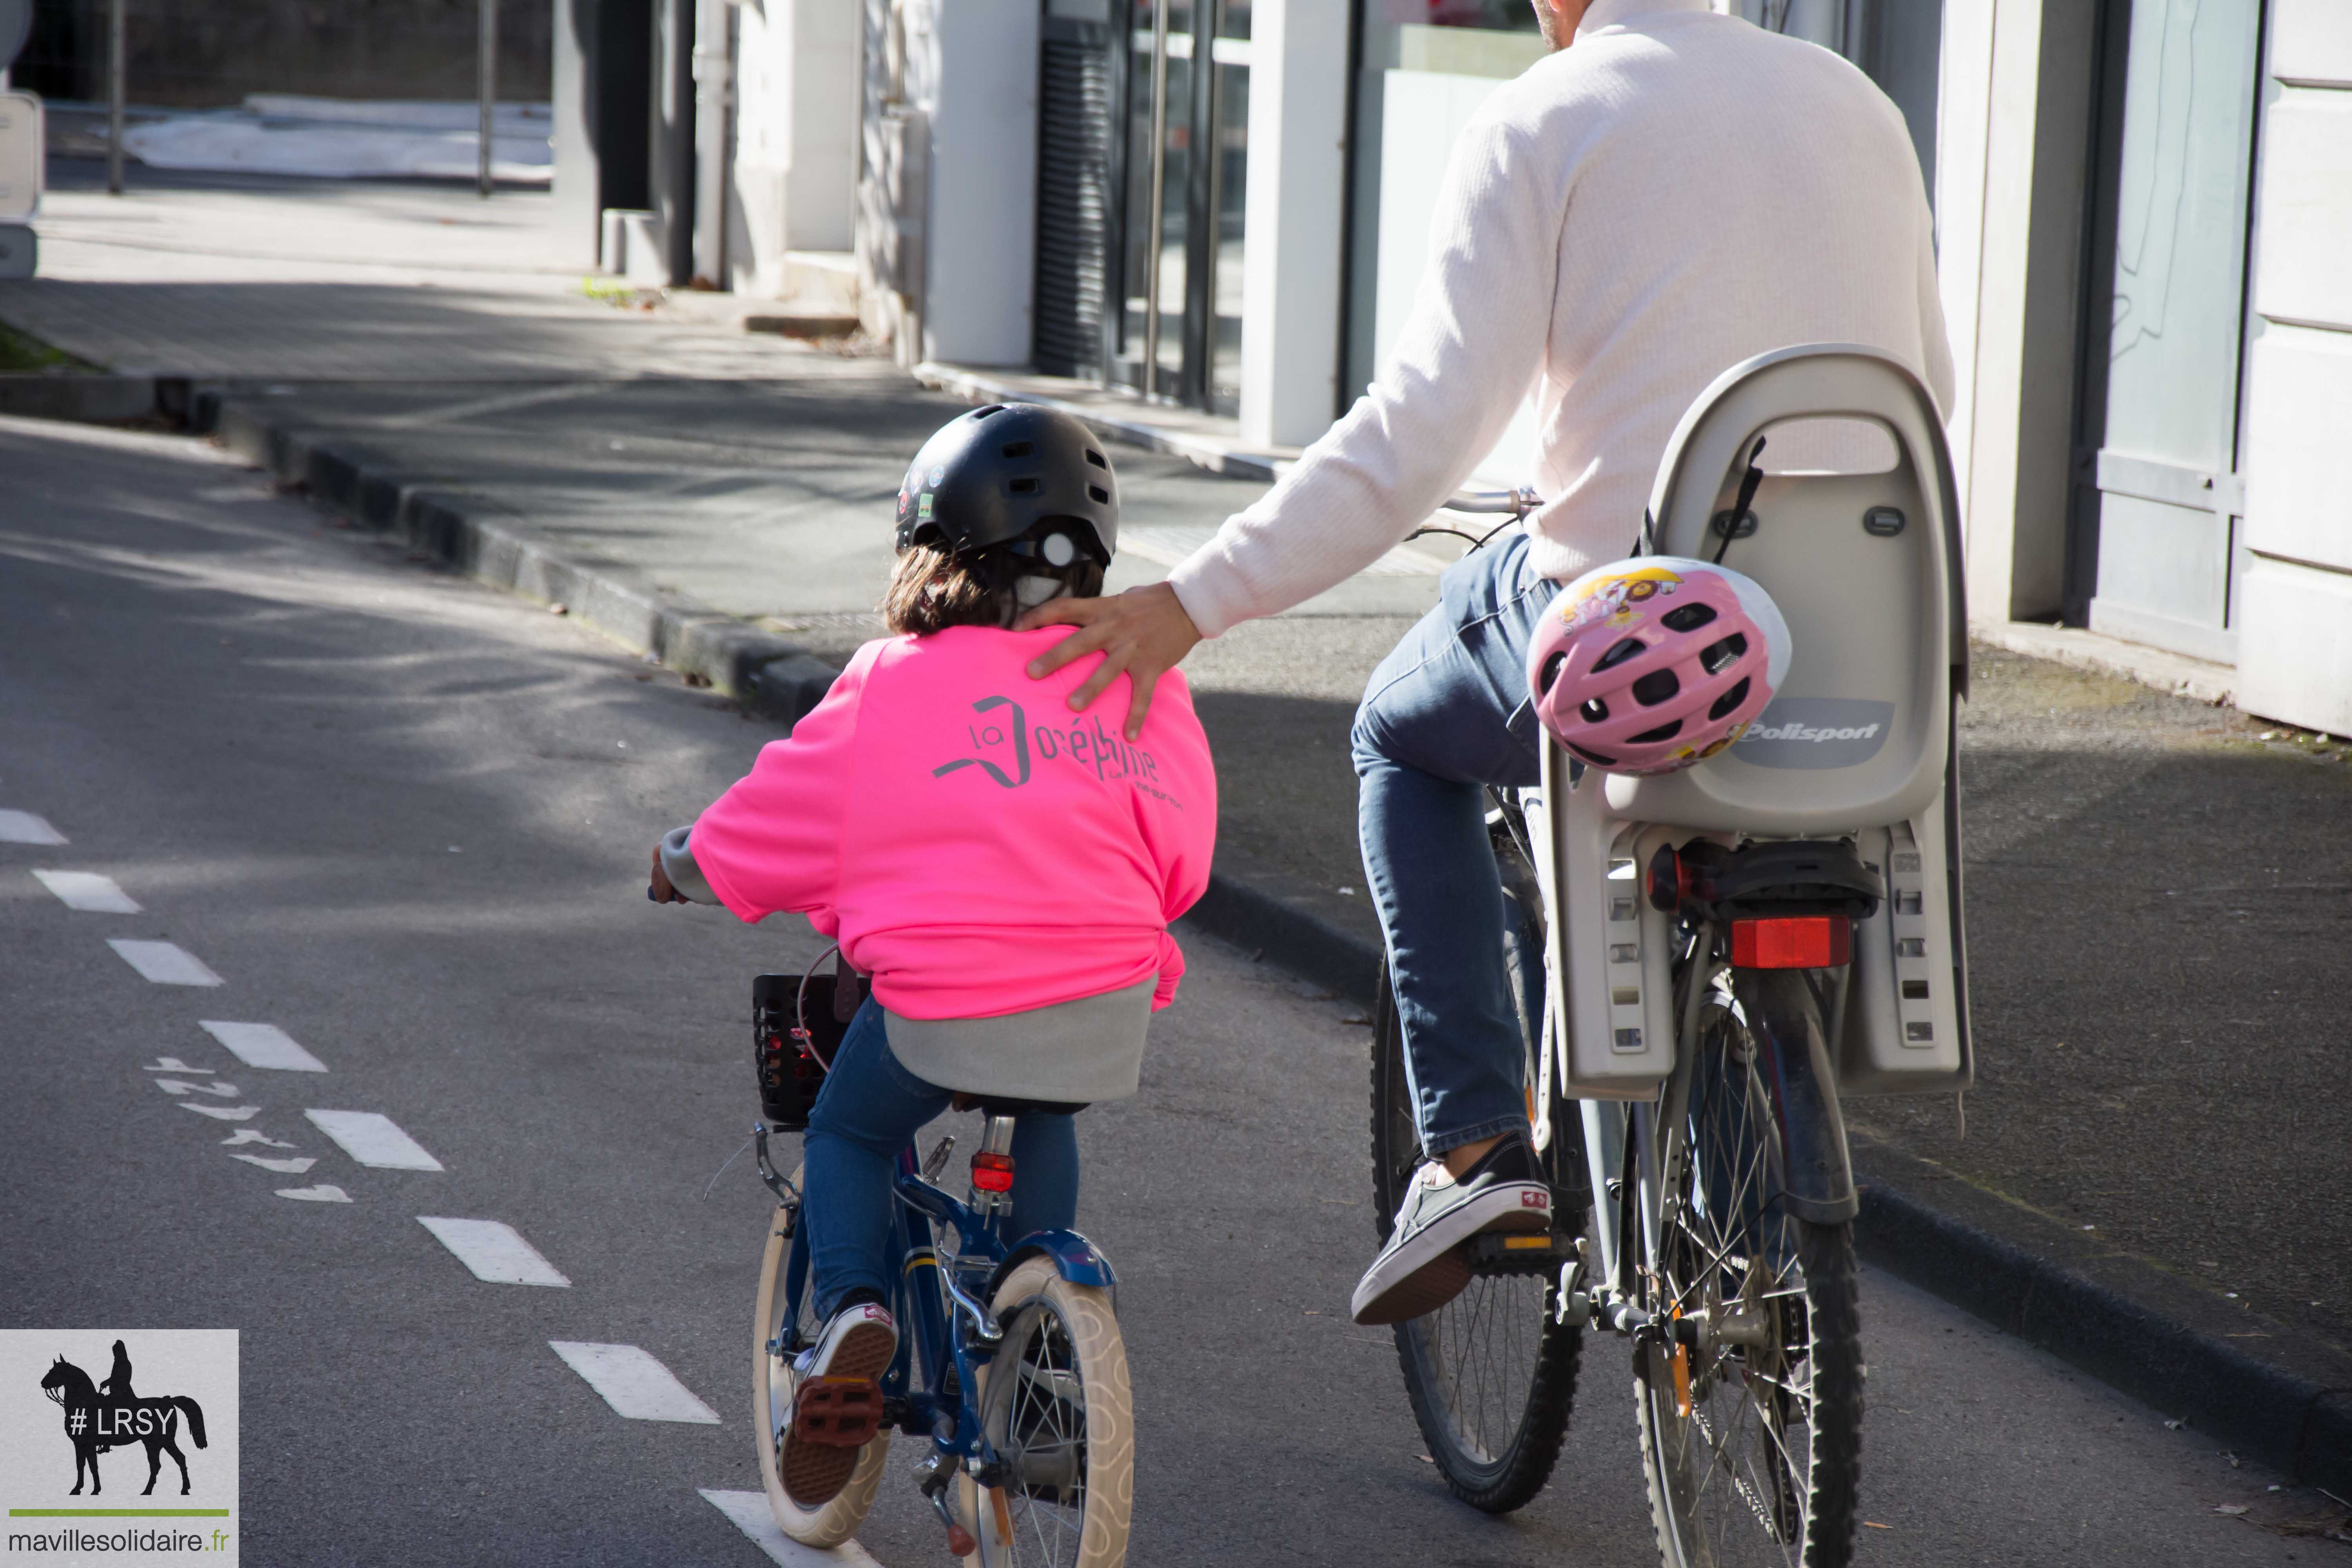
[647,846,688,904]
[1017,581,1203,740]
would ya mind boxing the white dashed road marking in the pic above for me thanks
[548,1342,720,1424]
[201,1020,328,1073]
[304,1109,445,1171]
[417,1217,570,1287]
[232,1154,317,1174]
[153,1078,242,1097]
[699,1490,882,1566]
[220,1129,296,1148]
[179,1103,260,1122]
[0,809,67,845]
[277,1185,351,1203]
[108,939,223,986]
[143,1057,216,1074]
[31,869,141,913]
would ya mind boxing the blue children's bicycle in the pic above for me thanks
[743,968,1133,1566]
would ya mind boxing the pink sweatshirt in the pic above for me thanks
[689,626,1218,1019]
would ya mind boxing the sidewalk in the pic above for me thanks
[6,160,2349,1492]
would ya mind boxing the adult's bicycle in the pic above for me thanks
[1372,346,1974,1568]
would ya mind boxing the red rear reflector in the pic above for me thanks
[971,1151,1016,1192]
[1731,915,1851,969]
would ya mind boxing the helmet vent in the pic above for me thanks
[1594,637,1645,672]
[1568,743,1618,768]
[1631,669,1681,706]
[1085,449,1109,469]
[1537,651,1567,694]
[1009,477,1042,495]
[1628,719,1683,743]
[1579,697,1609,724]
[1001,440,1035,459]
[975,404,1006,418]
[1087,485,1111,504]
[1708,677,1752,721]
[1660,603,1717,633]
[1699,633,1748,674]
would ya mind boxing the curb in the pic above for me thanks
[914,361,1294,485]
[0,373,192,424]
[1852,1137,2352,1494]
[183,389,2348,1491]
[202,392,840,724]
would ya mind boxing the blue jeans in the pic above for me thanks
[1352,530,1561,1156]
[802,999,1080,1320]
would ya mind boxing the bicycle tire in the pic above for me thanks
[1634,976,1864,1568]
[1369,831,1585,1514]
[753,1185,892,1548]
[966,1254,1133,1568]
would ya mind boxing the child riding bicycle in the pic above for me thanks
[646,405,1216,1510]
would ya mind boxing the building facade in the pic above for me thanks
[558,0,2351,735]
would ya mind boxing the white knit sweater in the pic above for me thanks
[1166,0,1955,639]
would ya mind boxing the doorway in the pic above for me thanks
[1031,0,1250,413]
[2069,0,2266,663]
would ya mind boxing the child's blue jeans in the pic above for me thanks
[802,997,1081,1321]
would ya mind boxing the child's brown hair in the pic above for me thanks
[880,535,1104,636]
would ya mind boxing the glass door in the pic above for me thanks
[1108,0,1247,411]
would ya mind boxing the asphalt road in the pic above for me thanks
[0,414,2328,1564]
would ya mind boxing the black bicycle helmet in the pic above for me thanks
[893,404,1119,574]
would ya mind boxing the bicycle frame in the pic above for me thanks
[769,1128,1118,1473]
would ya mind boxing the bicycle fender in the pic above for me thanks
[1744,971,1860,1225]
[993,1229,1118,1294]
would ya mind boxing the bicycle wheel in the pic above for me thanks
[753,1182,893,1548]
[1635,971,1864,1568]
[964,1254,1132,1568]
[1370,829,1585,1514]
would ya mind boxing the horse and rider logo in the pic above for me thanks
[36,1338,210,1496]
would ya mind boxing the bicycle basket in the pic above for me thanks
[751,955,867,1131]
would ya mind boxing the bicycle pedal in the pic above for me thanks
[792,1375,884,1447]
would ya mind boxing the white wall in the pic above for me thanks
[1237,0,1350,449]
[1361,67,1539,486]
[730,0,858,298]
[917,0,1038,367]
[2237,5,2352,735]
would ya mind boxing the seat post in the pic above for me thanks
[970,1112,1018,1219]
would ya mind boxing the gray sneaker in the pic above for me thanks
[1350,1137,1552,1325]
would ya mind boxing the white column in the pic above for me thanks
[2237,3,2352,735]
[920,0,1039,367]
[1237,0,1350,450]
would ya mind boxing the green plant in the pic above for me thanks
[0,321,97,374]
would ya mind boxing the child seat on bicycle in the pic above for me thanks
[650,405,1217,1509]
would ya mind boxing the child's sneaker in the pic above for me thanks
[782,1299,897,1508]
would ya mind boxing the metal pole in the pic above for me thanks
[1141,0,1169,397]
[477,0,497,198]
[106,0,125,196]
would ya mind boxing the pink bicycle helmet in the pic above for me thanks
[1526,557,1791,776]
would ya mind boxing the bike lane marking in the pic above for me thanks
[200,1020,329,1072]
[31,869,141,912]
[0,808,67,844]
[305,1109,444,1171]
[547,1342,720,1424]
[699,1490,883,1566]
[416,1217,571,1286]
[107,938,223,986]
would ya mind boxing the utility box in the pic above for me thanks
[0,87,41,278]
[0,90,42,223]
